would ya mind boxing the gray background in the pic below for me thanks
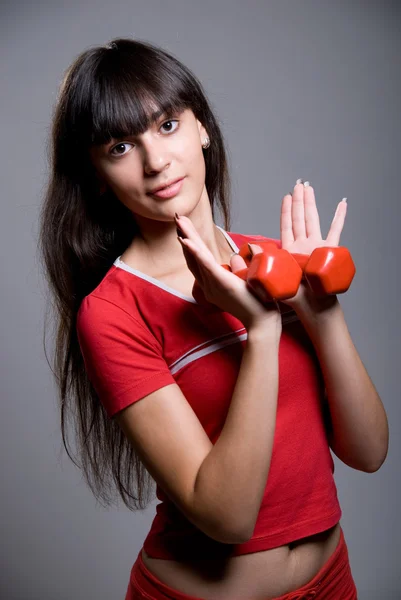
[1,1,400,598]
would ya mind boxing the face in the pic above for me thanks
[89,107,209,222]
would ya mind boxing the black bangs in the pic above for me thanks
[69,42,192,148]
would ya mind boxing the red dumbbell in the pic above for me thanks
[244,242,304,304]
[239,241,356,298]
[192,240,356,308]
[192,242,303,307]
[292,247,356,296]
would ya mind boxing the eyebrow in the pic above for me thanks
[149,104,186,123]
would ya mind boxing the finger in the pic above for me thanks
[303,185,322,238]
[280,193,294,247]
[177,237,205,284]
[248,243,264,256]
[326,199,347,246]
[230,253,248,273]
[230,244,261,275]
[291,182,306,238]
[176,216,243,290]
[175,215,215,261]
[178,234,228,282]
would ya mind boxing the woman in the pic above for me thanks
[38,37,388,599]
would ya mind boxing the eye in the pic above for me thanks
[160,119,180,134]
[110,142,133,157]
[109,119,180,157]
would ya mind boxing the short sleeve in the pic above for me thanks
[76,295,176,418]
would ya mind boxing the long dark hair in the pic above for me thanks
[38,38,232,510]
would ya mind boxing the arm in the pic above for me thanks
[116,321,281,545]
[193,324,281,541]
[296,297,389,473]
[278,181,389,473]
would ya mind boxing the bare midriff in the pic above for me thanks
[141,523,341,599]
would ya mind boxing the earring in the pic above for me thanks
[202,137,210,149]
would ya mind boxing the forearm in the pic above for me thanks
[194,325,280,543]
[297,298,389,472]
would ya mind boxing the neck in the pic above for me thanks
[123,188,233,271]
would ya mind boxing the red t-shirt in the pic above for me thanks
[76,227,341,560]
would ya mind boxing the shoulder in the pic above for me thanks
[76,261,147,333]
[76,291,151,346]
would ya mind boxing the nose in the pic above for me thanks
[141,138,171,175]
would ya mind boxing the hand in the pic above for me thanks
[175,214,282,333]
[279,180,348,313]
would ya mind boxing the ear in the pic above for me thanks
[196,119,209,145]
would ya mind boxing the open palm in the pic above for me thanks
[278,181,347,311]
[281,181,347,254]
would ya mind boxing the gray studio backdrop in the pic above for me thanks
[1,1,400,599]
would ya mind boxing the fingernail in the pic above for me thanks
[247,243,254,256]
[304,181,310,187]
[230,251,238,258]
[296,178,304,185]
[342,197,347,203]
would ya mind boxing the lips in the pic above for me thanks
[147,177,185,199]
[148,177,184,194]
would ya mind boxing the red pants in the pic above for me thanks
[125,527,357,599]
